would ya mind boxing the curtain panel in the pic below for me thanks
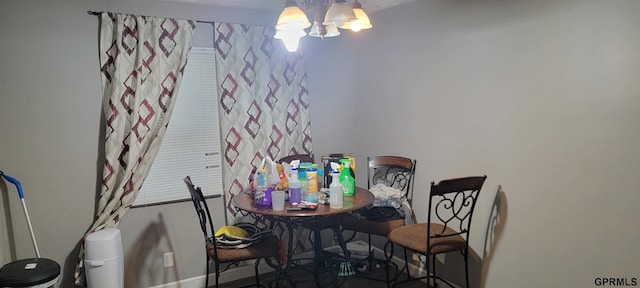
[214,23,313,251]
[75,12,195,285]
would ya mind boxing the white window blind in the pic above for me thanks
[135,48,223,206]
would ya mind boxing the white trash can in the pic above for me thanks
[84,228,123,288]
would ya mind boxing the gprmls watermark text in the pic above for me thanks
[595,278,637,286]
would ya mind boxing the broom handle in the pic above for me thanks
[1,171,41,258]
[21,198,41,258]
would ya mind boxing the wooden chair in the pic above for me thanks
[387,175,487,288]
[340,155,416,287]
[183,176,281,288]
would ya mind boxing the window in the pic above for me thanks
[134,48,223,206]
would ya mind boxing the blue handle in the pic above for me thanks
[0,171,25,199]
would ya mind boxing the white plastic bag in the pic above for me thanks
[256,156,281,186]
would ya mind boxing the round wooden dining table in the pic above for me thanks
[232,187,374,287]
[232,186,374,217]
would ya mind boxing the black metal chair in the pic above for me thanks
[387,175,487,288]
[184,176,282,288]
[340,156,416,287]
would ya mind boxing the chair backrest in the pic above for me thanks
[278,153,314,165]
[428,175,487,242]
[184,176,217,254]
[367,156,417,200]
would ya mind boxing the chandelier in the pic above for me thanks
[275,0,373,52]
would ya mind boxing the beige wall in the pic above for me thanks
[307,0,640,287]
[2,0,639,287]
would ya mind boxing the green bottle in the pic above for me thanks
[339,158,355,196]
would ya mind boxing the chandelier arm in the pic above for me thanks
[313,0,328,38]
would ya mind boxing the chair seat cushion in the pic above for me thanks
[207,234,280,263]
[341,215,405,236]
[388,223,466,254]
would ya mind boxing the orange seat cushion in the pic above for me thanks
[388,223,466,255]
[341,216,405,236]
[207,234,281,263]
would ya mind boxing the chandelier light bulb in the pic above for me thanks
[349,20,363,32]
[339,0,372,31]
[274,28,306,52]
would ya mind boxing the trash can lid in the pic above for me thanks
[85,228,121,242]
[85,228,123,260]
[0,258,60,287]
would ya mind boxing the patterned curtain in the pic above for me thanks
[74,12,195,285]
[214,23,313,251]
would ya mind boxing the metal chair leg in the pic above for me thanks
[205,256,210,288]
[403,248,411,279]
[275,257,283,288]
[215,261,221,288]
[464,249,470,287]
[431,254,437,288]
[384,253,390,288]
[254,259,261,287]
[313,228,323,286]
[383,240,397,288]
[367,234,373,271]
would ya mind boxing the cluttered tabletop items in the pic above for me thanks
[234,155,373,217]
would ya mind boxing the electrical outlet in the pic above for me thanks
[163,252,174,268]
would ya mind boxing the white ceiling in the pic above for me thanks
[159,0,416,13]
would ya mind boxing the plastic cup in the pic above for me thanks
[272,190,286,211]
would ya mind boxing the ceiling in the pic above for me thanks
[159,0,417,13]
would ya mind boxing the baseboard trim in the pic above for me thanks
[148,247,320,288]
[148,260,269,288]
